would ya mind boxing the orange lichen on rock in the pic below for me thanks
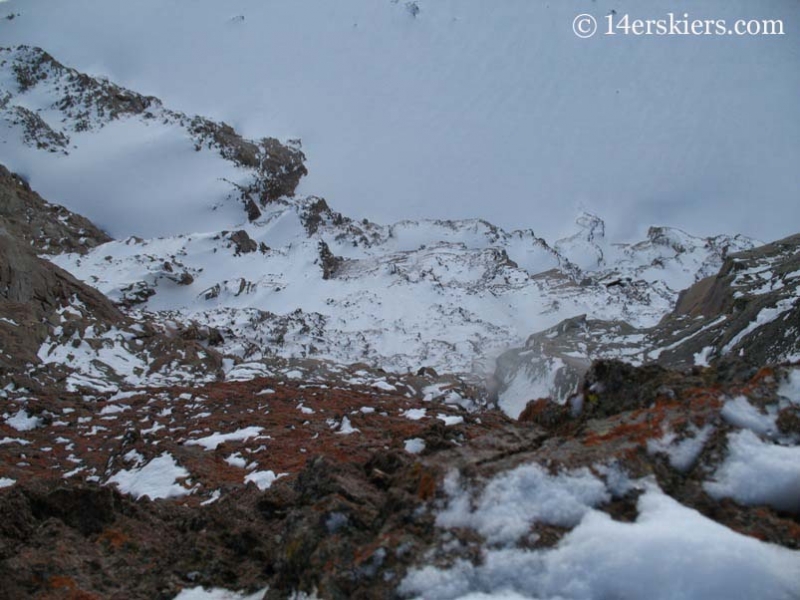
[582,404,672,448]
[415,466,438,501]
[97,528,130,551]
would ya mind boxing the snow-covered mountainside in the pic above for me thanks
[0,45,757,393]
[3,0,799,244]
[53,202,756,379]
[496,232,800,416]
[0,46,306,237]
[1,30,799,600]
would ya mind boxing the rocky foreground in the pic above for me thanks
[1,359,798,599]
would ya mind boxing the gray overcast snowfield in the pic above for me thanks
[1,2,800,600]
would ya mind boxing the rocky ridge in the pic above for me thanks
[1,360,798,599]
[496,232,800,413]
[0,45,307,219]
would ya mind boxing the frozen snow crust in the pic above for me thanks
[402,483,800,600]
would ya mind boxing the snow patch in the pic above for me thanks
[693,346,714,367]
[721,396,778,437]
[704,429,800,514]
[335,416,359,435]
[107,453,189,500]
[404,438,426,454]
[186,426,264,450]
[5,410,42,431]
[436,464,609,545]
[225,453,247,468]
[244,470,282,491]
[0,436,30,446]
[401,408,427,421]
[437,413,464,426]
[647,425,714,472]
[172,587,268,600]
[402,484,800,600]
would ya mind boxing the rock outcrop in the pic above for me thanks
[495,233,799,411]
[0,164,110,254]
[0,163,223,392]
[1,359,797,599]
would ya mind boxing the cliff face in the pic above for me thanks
[0,164,118,380]
[667,233,800,365]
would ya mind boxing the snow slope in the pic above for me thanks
[0,47,251,238]
[401,367,800,600]
[2,0,799,243]
[0,46,760,399]
[50,196,750,381]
